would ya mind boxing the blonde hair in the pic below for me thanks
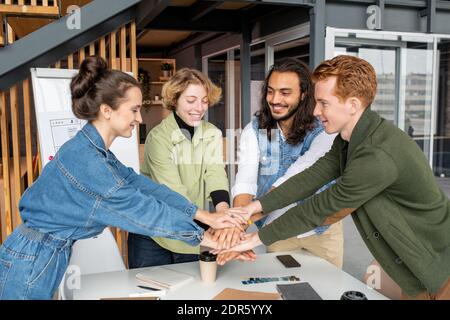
[312,55,377,108]
[161,68,222,111]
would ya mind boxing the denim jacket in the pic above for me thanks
[19,123,204,245]
[252,118,333,232]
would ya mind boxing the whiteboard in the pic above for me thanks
[31,68,140,173]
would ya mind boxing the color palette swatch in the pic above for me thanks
[241,275,300,285]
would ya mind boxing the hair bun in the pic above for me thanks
[71,56,108,99]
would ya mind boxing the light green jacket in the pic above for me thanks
[141,112,229,254]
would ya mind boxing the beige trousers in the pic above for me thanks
[266,221,344,269]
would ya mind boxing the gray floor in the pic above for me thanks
[341,177,450,280]
[342,215,373,280]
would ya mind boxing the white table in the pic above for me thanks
[72,250,388,300]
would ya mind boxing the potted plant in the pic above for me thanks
[160,62,173,78]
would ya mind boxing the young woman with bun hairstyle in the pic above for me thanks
[0,56,244,300]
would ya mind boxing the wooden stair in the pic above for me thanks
[0,0,91,45]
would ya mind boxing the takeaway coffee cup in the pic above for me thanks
[199,251,217,283]
[340,291,368,300]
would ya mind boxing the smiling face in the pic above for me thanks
[109,86,143,138]
[266,71,302,122]
[313,76,360,141]
[175,83,209,127]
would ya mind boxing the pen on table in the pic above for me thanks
[137,285,161,291]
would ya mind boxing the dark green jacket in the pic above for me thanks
[259,108,450,296]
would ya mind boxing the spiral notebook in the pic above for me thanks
[135,267,194,290]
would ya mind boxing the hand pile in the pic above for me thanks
[199,204,263,266]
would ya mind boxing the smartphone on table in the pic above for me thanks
[276,254,301,268]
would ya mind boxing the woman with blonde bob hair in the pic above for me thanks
[161,68,222,112]
[128,68,234,267]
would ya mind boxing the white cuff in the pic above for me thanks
[231,183,257,200]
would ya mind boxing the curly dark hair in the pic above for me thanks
[257,58,317,145]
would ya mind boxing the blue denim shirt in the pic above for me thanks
[19,123,204,246]
[252,118,333,234]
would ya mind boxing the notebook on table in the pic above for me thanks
[276,282,322,300]
[135,266,194,290]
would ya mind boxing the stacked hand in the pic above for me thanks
[198,207,247,250]
[207,227,243,250]
[206,205,254,250]
[230,199,264,222]
[216,250,257,265]
[202,228,260,264]
[199,201,263,262]
[195,208,247,230]
[212,232,263,255]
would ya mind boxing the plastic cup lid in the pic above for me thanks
[341,291,368,300]
[200,251,217,262]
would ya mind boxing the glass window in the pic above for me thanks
[334,36,434,161]
[207,53,227,135]
[250,42,266,117]
[274,36,310,65]
[434,39,450,176]
[335,44,397,123]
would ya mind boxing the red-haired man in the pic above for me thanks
[225,55,450,300]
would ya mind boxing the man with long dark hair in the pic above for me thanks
[214,58,344,267]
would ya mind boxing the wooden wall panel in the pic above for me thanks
[67,54,74,69]
[89,43,95,56]
[78,47,85,66]
[23,79,34,187]
[130,22,137,78]
[99,37,106,60]
[109,31,117,70]
[0,92,13,240]
[9,85,22,226]
[0,14,3,46]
